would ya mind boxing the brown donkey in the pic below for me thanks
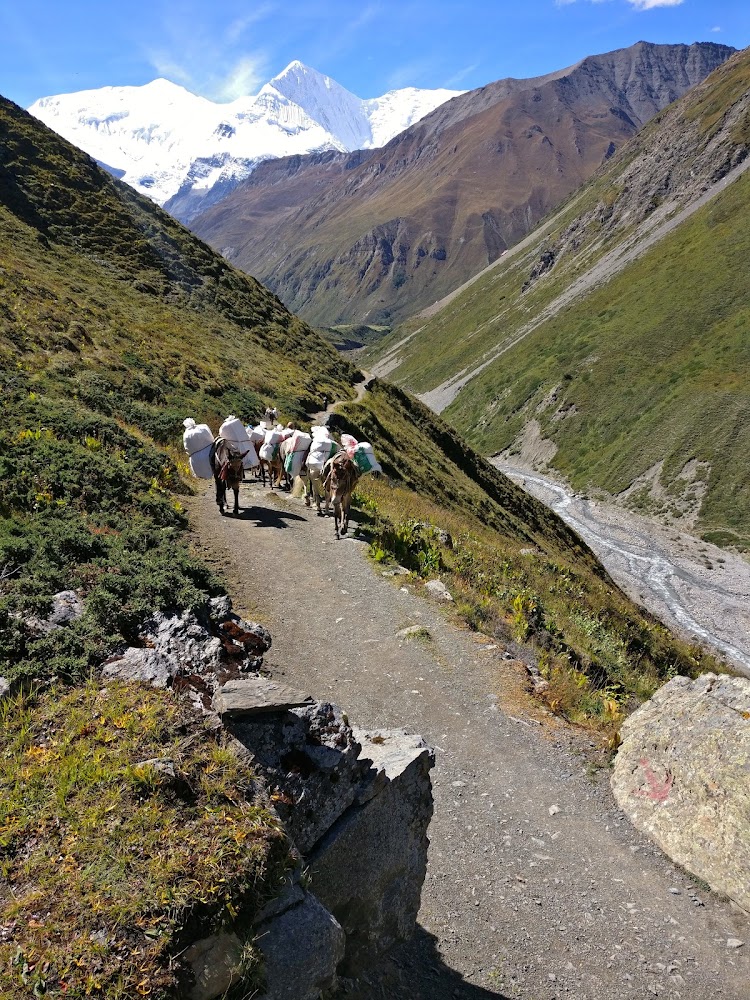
[323,453,361,539]
[209,438,248,515]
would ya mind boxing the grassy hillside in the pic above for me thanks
[369,49,750,549]
[447,173,750,547]
[0,95,354,999]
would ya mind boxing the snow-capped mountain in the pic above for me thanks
[28,62,462,221]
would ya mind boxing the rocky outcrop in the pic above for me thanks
[101,597,272,697]
[611,673,750,913]
[308,729,435,976]
[221,694,435,997]
[95,598,435,999]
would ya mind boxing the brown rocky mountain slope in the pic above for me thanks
[190,41,735,329]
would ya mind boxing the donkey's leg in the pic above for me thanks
[312,471,323,515]
[215,478,226,515]
[232,485,240,515]
[333,494,341,538]
[341,493,350,535]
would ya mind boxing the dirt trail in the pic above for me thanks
[186,480,749,1000]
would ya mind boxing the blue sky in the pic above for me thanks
[2,0,748,107]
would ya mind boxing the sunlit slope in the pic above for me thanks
[0,94,357,421]
[370,49,750,548]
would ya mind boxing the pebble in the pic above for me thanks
[548,804,561,816]
[668,887,681,895]
[726,938,745,949]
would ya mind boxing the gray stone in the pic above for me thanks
[254,877,306,925]
[208,595,233,621]
[213,678,314,720]
[256,892,345,1000]
[425,579,453,601]
[184,931,244,1000]
[379,565,411,577]
[99,604,273,690]
[611,673,750,913]
[0,677,9,700]
[20,590,85,636]
[229,701,371,855]
[396,625,430,640]
[136,758,176,779]
[101,647,174,688]
[48,590,84,626]
[307,729,435,976]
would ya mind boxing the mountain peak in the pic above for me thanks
[27,64,464,218]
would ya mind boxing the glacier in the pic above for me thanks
[28,61,462,221]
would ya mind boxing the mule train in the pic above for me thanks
[182,412,382,539]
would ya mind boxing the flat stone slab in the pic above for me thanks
[213,677,314,719]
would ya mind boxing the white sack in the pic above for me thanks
[219,415,258,469]
[189,442,214,480]
[353,442,382,474]
[246,425,266,444]
[308,436,340,471]
[182,418,214,457]
[289,431,312,453]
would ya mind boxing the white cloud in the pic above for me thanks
[216,55,267,101]
[226,5,277,45]
[627,0,685,9]
[444,63,479,88]
[711,25,722,33]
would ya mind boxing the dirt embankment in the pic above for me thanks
[186,478,749,1000]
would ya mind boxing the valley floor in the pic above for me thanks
[493,461,750,678]
[186,480,749,1000]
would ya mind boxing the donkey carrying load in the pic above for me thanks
[322,452,361,539]
[209,438,249,515]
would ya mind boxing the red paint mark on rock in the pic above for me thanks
[635,757,674,803]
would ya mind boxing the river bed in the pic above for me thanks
[492,461,750,676]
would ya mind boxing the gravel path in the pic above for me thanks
[186,482,749,1000]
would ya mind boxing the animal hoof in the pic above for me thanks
[317,510,325,517]
[341,526,348,535]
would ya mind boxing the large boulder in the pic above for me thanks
[255,890,345,999]
[183,883,344,1000]
[307,729,435,976]
[611,673,750,912]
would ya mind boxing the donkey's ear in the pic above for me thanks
[240,450,250,459]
